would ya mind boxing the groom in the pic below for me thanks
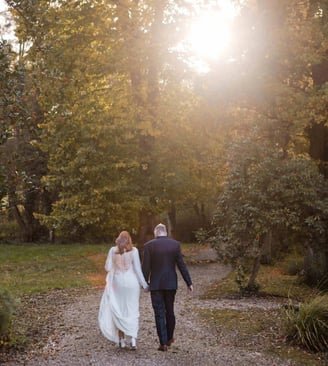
[142,223,193,351]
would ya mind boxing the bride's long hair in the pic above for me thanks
[115,231,133,254]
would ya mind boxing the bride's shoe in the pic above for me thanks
[131,337,137,350]
[119,339,126,349]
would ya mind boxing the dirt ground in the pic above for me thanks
[2,257,299,366]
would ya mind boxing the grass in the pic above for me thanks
[0,243,110,296]
[202,258,318,302]
[285,295,328,352]
[199,255,327,366]
[198,307,326,366]
[0,242,197,296]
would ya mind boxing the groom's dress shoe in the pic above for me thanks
[158,345,168,351]
[167,338,174,346]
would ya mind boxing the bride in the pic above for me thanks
[98,231,148,349]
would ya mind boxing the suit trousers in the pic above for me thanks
[150,290,176,346]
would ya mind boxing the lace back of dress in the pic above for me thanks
[113,251,133,272]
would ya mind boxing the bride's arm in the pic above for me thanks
[104,247,114,272]
[132,248,148,289]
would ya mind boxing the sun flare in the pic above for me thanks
[185,1,239,71]
[188,13,233,60]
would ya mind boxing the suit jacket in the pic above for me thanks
[142,236,192,291]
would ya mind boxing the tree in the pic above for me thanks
[308,0,328,179]
[207,0,328,288]
[0,38,48,242]
[8,0,221,244]
[212,136,327,289]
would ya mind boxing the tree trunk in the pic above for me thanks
[247,253,262,289]
[309,52,328,178]
[307,122,328,178]
[137,209,157,258]
[7,185,29,241]
[167,201,176,238]
[193,202,208,227]
[10,202,34,242]
[303,241,328,286]
[260,231,272,264]
[247,236,267,289]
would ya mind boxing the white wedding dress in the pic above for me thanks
[98,246,148,344]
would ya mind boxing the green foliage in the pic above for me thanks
[285,295,328,352]
[0,218,19,242]
[9,0,222,241]
[10,1,146,238]
[235,264,247,293]
[2,0,327,247]
[0,288,14,337]
[284,257,304,277]
[194,227,208,244]
[0,37,49,242]
[212,142,326,261]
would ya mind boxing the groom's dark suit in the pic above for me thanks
[142,235,192,348]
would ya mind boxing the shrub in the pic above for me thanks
[285,257,304,276]
[285,295,328,352]
[0,288,15,337]
[0,219,19,242]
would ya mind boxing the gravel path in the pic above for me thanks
[6,262,295,366]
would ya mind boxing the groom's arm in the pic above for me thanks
[176,245,192,288]
[142,244,151,285]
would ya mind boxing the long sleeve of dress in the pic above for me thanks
[105,247,114,272]
[132,248,148,289]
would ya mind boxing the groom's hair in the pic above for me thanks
[154,223,167,237]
